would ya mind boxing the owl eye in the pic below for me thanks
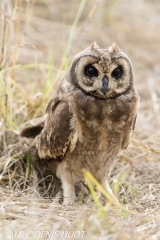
[85,65,98,77]
[111,66,123,78]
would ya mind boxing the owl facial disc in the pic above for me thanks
[71,42,133,99]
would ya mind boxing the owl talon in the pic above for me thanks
[62,197,75,206]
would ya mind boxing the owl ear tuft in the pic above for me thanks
[109,43,121,54]
[86,42,99,51]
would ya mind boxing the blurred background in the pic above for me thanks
[0,0,160,150]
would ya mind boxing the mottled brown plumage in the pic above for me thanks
[21,42,139,204]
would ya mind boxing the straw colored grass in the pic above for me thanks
[0,0,160,239]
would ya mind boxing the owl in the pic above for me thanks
[21,42,140,205]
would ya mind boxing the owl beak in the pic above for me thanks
[102,76,108,95]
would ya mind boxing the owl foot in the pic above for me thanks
[62,191,78,205]
[62,196,76,206]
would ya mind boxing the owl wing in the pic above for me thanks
[37,98,74,162]
[20,116,46,138]
[121,115,137,150]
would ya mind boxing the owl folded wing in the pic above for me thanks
[36,99,74,162]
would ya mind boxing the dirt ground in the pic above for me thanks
[0,0,160,239]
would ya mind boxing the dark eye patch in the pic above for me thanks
[111,66,123,79]
[85,64,98,77]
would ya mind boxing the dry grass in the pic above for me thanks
[0,0,160,239]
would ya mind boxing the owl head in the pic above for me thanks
[70,42,133,99]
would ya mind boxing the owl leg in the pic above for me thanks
[61,172,76,205]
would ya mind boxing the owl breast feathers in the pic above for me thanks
[21,42,140,205]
